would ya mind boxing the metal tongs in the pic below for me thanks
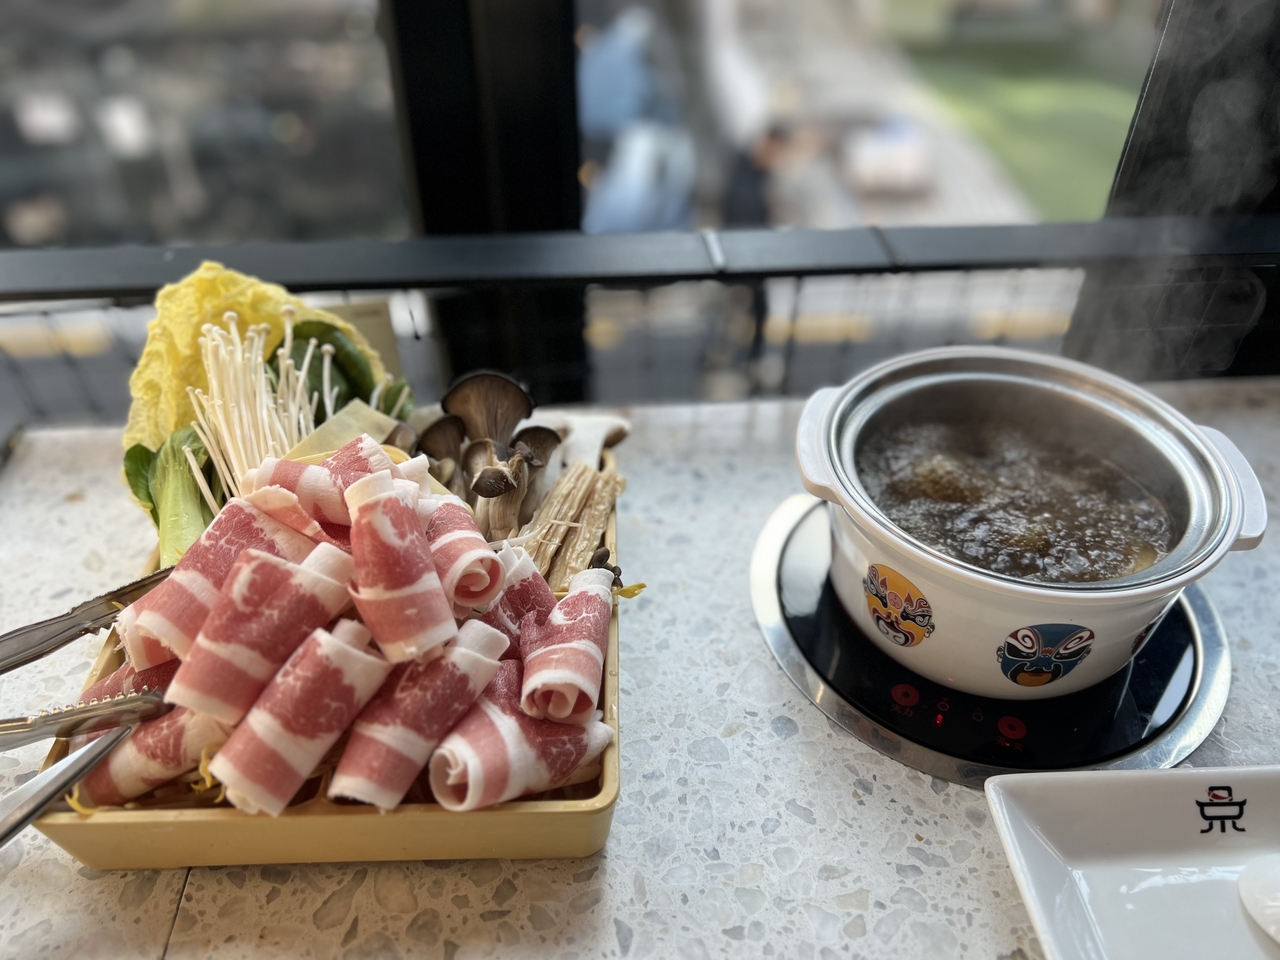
[0,568,169,676]
[0,568,174,847]
[0,690,172,848]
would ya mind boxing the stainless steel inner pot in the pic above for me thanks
[827,350,1234,591]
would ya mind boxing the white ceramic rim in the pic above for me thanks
[805,346,1247,604]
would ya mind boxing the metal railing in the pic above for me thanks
[0,217,1277,301]
[0,217,1275,427]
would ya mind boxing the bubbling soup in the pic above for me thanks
[855,421,1174,584]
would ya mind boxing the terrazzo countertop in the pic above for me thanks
[0,380,1275,960]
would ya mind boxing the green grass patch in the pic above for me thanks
[910,40,1146,221]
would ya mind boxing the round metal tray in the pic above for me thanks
[751,495,1231,787]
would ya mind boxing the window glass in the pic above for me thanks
[0,0,408,248]
[575,0,1157,231]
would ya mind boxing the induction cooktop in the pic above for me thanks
[751,495,1231,787]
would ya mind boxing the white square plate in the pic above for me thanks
[986,766,1280,960]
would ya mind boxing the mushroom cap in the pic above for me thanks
[469,447,526,499]
[462,437,501,476]
[461,438,509,502]
[385,421,417,454]
[515,412,572,439]
[511,424,562,468]
[442,371,534,446]
[473,464,517,498]
[427,455,456,486]
[406,403,445,435]
[418,412,467,462]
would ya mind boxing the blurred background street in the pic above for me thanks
[0,0,1160,426]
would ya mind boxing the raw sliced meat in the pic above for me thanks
[77,707,231,807]
[422,494,505,610]
[115,499,315,667]
[328,620,508,810]
[393,478,422,507]
[164,543,354,725]
[118,634,174,676]
[520,567,613,724]
[245,434,393,527]
[478,545,556,657]
[209,620,391,817]
[347,471,457,662]
[326,434,402,487]
[395,454,435,493]
[80,657,181,703]
[427,660,613,812]
[69,656,184,751]
[244,485,351,551]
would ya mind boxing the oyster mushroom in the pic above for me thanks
[462,438,522,538]
[405,403,443,436]
[560,413,630,469]
[462,439,514,501]
[512,424,564,526]
[485,448,530,543]
[432,458,457,489]
[516,410,573,439]
[442,371,533,448]
[418,409,468,497]
[384,420,418,454]
[589,546,624,587]
[416,408,465,457]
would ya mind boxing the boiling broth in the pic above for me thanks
[856,422,1174,584]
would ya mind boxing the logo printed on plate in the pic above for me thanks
[863,564,935,647]
[1196,785,1247,833]
[996,624,1094,687]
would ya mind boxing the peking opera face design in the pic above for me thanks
[996,623,1095,687]
[863,563,936,647]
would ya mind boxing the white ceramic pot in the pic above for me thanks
[796,347,1267,700]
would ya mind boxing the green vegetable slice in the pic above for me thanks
[124,444,158,527]
[273,338,354,426]
[291,321,377,401]
[378,378,414,418]
[151,426,215,568]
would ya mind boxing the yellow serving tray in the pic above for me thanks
[34,502,621,869]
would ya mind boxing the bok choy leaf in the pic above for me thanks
[151,426,216,567]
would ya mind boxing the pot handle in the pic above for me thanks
[796,387,841,502]
[1199,425,1267,551]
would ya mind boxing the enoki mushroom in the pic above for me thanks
[189,308,319,499]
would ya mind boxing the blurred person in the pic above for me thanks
[721,125,787,398]
[582,121,696,233]
[577,7,657,141]
[722,124,787,227]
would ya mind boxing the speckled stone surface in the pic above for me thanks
[0,429,185,960]
[0,380,1275,959]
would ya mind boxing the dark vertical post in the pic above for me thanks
[380,0,489,235]
[467,0,582,233]
[383,0,588,402]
